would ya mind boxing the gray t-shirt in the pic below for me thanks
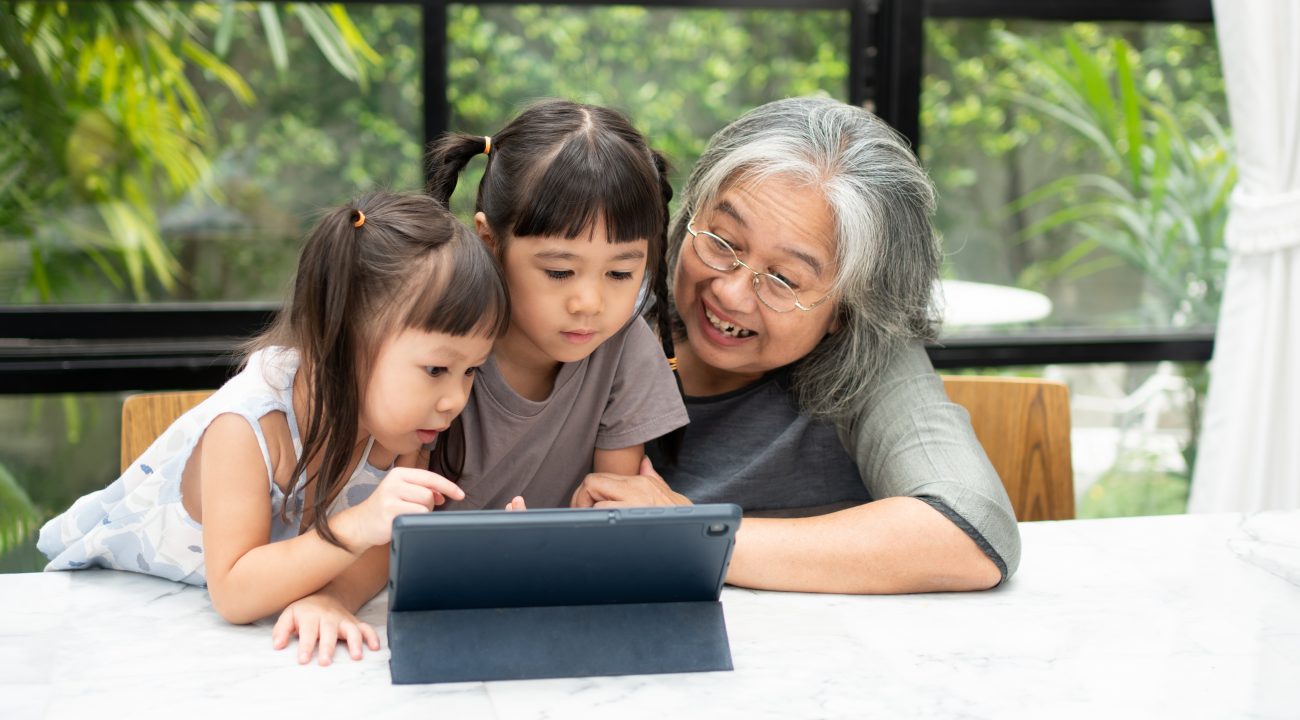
[449,317,689,510]
[648,341,1021,581]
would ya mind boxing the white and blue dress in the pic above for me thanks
[37,347,387,586]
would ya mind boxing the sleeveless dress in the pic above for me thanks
[36,347,388,586]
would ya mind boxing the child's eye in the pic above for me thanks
[545,269,573,281]
[608,270,634,281]
[425,366,446,377]
[464,366,478,377]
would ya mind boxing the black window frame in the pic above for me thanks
[0,0,1215,394]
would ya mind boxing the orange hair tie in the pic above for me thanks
[483,136,492,155]
[353,210,366,228]
[667,356,678,372]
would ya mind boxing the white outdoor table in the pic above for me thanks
[2,512,1297,719]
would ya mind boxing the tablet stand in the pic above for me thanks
[388,599,733,684]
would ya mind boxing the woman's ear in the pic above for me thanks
[474,212,496,253]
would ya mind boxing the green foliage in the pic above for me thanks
[0,461,38,555]
[1001,30,1232,328]
[0,1,377,302]
[1078,457,1190,519]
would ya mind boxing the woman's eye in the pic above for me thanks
[771,271,800,290]
[464,366,478,377]
[425,366,446,378]
[608,270,634,281]
[544,269,573,281]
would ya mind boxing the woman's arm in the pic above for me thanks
[571,459,1000,592]
[726,497,1000,593]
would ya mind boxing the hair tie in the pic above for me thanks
[353,210,366,228]
[483,136,492,155]
[667,356,678,372]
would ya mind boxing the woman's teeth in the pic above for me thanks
[705,306,755,338]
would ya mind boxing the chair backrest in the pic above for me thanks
[119,380,1075,521]
[941,376,1075,522]
[120,390,215,473]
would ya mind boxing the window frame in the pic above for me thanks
[0,0,1217,394]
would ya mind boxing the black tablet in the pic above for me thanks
[388,504,741,612]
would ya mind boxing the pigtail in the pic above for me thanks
[286,204,369,550]
[427,133,493,207]
[648,149,686,466]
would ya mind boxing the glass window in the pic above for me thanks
[922,20,1228,336]
[0,3,423,305]
[949,361,1204,519]
[444,5,850,216]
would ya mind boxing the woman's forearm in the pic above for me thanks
[726,496,1002,594]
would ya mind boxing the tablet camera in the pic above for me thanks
[706,523,729,536]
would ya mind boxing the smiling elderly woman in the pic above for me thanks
[572,97,1021,593]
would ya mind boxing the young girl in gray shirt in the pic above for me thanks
[424,100,689,510]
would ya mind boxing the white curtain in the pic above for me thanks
[1190,0,1300,512]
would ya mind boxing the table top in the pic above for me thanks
[3,511,1298,719]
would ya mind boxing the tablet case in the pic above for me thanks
[387,504,740,684]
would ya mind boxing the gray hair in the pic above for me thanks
[668,96,941,418]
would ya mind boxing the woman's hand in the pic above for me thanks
[570,457,692,508]
[504,496,527,511]
[271,593,380,666]
[338,467,465,548]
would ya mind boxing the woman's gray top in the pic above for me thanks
[647,341,1021,582]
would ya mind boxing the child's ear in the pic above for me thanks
[474,212,496,252]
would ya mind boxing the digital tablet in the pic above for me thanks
[388,504,741,612]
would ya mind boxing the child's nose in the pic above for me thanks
[566,280,603,316]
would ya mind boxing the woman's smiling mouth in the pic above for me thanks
[702,301,756,339]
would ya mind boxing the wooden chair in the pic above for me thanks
[941,376,1074,521]
[120,390,214,473]
[120,379,1075,522]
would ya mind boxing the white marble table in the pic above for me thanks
[3,512,1298,719]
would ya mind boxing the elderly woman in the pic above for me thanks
[572,96,1020,593]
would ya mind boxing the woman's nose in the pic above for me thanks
[711,269,757,312]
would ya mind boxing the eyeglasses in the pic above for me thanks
[686,216,832,313]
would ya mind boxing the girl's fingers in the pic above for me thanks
[271,608,296,649]
[397,484,435,508]
[340,621,363,660]
[400,469,465,500]
[318,620,339,667]
[360,621,380,651]
[297,621,318,665]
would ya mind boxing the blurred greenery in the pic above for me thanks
[1078,456,1191,518]
[0,10,1232,570]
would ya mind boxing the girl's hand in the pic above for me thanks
[570,457,692,508]
[504,496,527,511]
[341,467,465,548]
[272,593,379,666]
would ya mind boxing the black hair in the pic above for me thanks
[427,98,685,462]
[248,191,509,549]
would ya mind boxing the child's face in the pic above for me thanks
[495,221,649,366]
[360,327,493,456]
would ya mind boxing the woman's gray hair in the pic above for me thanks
[668,96,941,418]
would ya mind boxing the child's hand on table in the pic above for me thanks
[272,593,380,666]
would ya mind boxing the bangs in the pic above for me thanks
[400,223,510,338]
[510,130,663,244]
